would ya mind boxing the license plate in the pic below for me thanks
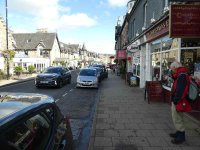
[40,81,48,84]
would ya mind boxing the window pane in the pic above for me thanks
[161,50,178,87]
[25,113,51,149]
[5,123,34,149]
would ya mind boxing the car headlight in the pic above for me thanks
[93,78,98,82]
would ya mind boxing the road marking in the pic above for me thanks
[55,99,60,103]
[62,93,68,97]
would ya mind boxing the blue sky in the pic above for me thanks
[0,0,129,54]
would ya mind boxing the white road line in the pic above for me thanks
[55,99,60,103]
[62,93,68,97]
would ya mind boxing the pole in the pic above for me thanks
[5,0,9,80]
[5,0,8,49]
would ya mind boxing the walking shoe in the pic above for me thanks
[169,131,178,138]
[171,131,185,144]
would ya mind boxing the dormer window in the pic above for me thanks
[27,39,31,43]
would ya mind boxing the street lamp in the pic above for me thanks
[5,0,10,79]
[5,0,8,50]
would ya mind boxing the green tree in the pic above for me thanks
[2,50,15,79]
[28,65,35,74]
[14,66,23,77]
[114,59,118,64]
[60,61,65,66]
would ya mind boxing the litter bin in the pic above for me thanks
[130,76,137,86]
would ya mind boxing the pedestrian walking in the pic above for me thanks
[169,61,191,144]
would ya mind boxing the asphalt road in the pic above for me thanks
[0,70,100,150]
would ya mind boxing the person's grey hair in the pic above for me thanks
[170,61,182,69]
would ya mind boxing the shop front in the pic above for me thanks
[127,42,140,86]
[143,5,200,121]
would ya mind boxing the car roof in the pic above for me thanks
[81,68,96,71]
[47,66,63,69]
[0,92,55,126]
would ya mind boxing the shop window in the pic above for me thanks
[137,65,140,76]
[133,64,136,74]
[161,50,178,87]
[181,49,197,75]
[152,53,161,80]
[181,39,200,47]
[151,37,178,85]
[180,49,200,86]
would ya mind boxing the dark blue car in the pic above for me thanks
[35,66,71,88]
[0,92,74,150]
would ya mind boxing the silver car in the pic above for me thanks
[76,68,99,89]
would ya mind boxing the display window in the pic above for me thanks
[151,37,178,87]
[180,39,200,86]
[132,51,140,77]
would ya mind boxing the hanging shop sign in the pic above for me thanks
[169,4,200,38]
[127,43,139,52]
[146,17,169,43]
[116,50,126,59]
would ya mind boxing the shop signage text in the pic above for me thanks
[169,4,200,38]
[146,18,169,42]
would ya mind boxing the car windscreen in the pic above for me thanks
[43,68,61,74]
[79,69,96,76]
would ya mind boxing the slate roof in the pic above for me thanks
[60,42,80,54]
[13,33,58,50]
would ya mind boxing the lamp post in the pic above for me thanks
[5,0,9,80]
[5,0,8,50]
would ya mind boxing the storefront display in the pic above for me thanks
[151,37,178,85]
[132,51,140,77]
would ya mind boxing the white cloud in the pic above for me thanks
[108,0,129,7]
[58,13,96,29]
[8,0,96,31]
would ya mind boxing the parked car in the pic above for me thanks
[0,92,74,150]
[90,64,108,79]
[35,66,71,88]
[76,68,99,89]
[88,66,103,82]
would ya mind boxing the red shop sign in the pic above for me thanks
[117,50,126,59]
[169,4,200,38]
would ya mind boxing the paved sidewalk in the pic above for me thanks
[0,74,36,87]
[89,73,200,150]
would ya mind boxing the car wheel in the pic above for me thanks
[35,85,40,88]
[68,78,71,84]
[57,80,63,88]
